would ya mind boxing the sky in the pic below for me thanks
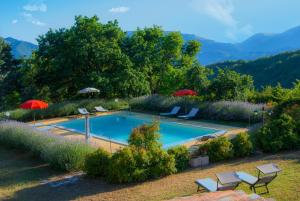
[1,0,300,44]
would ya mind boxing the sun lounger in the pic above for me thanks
[160,106,181,116]
[95,106,108,112]
[236,163,281,193]
[78,108,89,115]
[195,178,237,192]
[178,108,199,119]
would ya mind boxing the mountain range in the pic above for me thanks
[208,50,300,88]
[183,25,300,65]
[4,25,300,64]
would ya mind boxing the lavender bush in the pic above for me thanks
[130,95,265,122]
[0,121,95,171]
[0,99,128,122]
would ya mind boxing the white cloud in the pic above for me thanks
[192,0,253,40]
[23,3,47,12]
[12,19,18,24]
[109,6,129,13]
[22,12,46,26]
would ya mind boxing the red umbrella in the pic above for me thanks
[173,89,197,97]
[20,100,48,124]
[20,100,48,110]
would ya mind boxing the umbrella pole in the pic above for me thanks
[33,112,35,126]
[85,115,90,144]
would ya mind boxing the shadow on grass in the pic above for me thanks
[4,177,136,201]
[0,147,141,201]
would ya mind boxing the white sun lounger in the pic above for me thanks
[95,106,108,112]
[160,106,181,116]
[78,108,89,115]
[178,108,199,119]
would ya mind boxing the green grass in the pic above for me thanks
[1,145,299,201]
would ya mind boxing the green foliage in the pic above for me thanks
[128,122,161,150]
[0,38,17,75]
[107,148,141,183]
[167,146,190,172]
[185,64,213,94]
[207,69,254,101]
[231,132,253,157]
[107,122,176,183]
[199,137,234,162]
[84,148,111,177]
[0,121,95,171]
[1,16,201,105]
[256,113,300,153]
[253,99,300,153]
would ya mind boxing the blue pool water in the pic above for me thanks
[55,113,223,147]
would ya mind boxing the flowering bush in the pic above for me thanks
[0,121,95,171]
[130,95,264,122]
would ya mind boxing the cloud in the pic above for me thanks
[22,12,46,26]
[12,19,18,24]
[192,0,252,40]
[23,2,47,12]
[109,6,130,13]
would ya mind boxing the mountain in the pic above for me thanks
[207,50,300,88]
[4,37,37,58]
[184,26,300,65]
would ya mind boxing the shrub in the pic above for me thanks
[42,140,95,171]
[231,132,253,157]
[107,148,138,183]
[167,146,190,172]
[0,121,95,171]
[200,137,234,162]
[130,95,264,122]
[148,148,176,178]
[107,122,176,183]
[1,99,128,122]
[256,113,300,153]
[84,148,111,177]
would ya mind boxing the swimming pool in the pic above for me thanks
[55,113,225,148]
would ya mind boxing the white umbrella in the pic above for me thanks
[78,87,100,94]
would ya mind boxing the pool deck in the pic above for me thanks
[31,111,248,153]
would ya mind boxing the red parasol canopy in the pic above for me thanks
[20,100,48,110]
[173,89,197,97]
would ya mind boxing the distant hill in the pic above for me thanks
[207,50,300,88]
[4,37,37,58]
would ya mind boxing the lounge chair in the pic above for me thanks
[78,108,89,115]
[236,163,281,193]
[195,178,237,192]
[95,106,108,112]
[178,108,199,119]
[160,106,181,116]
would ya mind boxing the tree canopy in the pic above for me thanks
[0,16,260,110]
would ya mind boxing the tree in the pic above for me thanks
[185,64,213,94]
[207,69,254,100]
[0,38,20,110]
[0,38,17,76]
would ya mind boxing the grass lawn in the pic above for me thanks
[0,146,300,201]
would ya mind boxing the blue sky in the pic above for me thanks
[1,0,300,44]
